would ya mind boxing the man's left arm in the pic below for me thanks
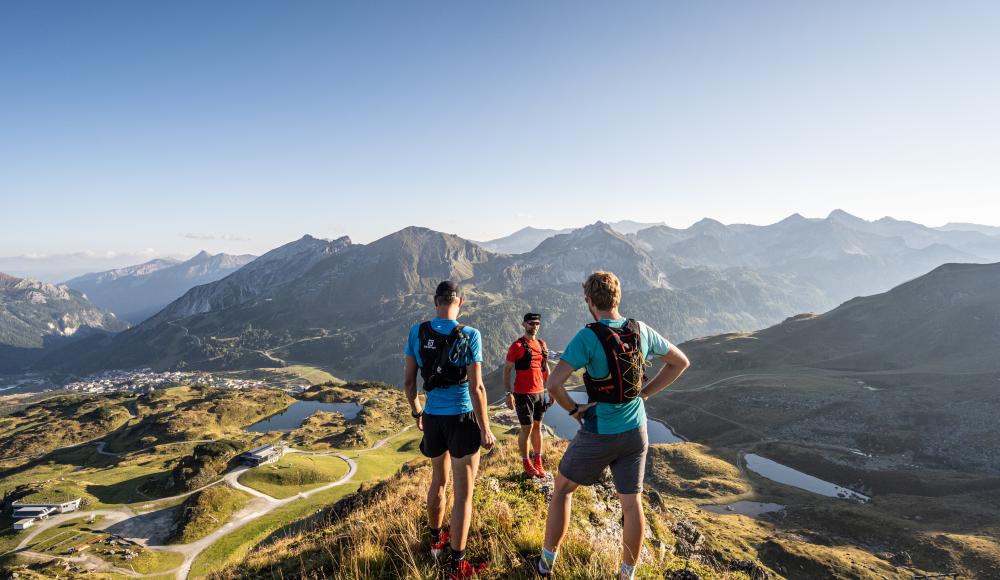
[640,344,690,399]
[546,360,592,423]
[541,341,551,380]
[403,355,423,431]
[468,361,495,449]
[466,329,495,449]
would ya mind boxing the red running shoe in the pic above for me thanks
[450,559,488,579]
[523,457,540,478]
[430,529,451,561]
[533,454,546,477]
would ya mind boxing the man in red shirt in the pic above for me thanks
[503,312,551,477]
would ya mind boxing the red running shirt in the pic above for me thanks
[506,337,549,394]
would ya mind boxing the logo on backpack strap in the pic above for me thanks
[417,321,469,392]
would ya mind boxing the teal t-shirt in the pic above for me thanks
[560,318,672,435]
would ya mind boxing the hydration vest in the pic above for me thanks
[417,321,468,392]
[514,337,548,372]
[582,319,646,404]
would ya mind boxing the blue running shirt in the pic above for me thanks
[405,317,482,415]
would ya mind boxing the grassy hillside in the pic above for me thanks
[651,263,1000,476]
[0,386,295,515]
[169,484,251,543]
[157,439,245,494]
[0,441,203,514]
[211,438,777,579]
[208,426,1000,579]
[103,386,293,452]
[238,454,349,499]
[0,394,133,460]
[0,382,422,578]
[676,262,1000,373]
[644,443,751,500]
[2,392,997,579]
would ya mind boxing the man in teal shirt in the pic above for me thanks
[537,271,690,580]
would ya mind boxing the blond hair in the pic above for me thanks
[583,271,621,311]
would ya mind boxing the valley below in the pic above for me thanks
[0,366,997,579]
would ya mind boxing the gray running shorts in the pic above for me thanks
[558,423,648,494]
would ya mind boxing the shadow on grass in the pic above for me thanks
[396,438,419,453]
[86,472,166,505]
[0,443,118,484]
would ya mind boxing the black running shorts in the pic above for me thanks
[420,412,482,459]
[513,392,546,426]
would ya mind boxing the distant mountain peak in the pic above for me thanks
[692,217,725,228]
[379,226,471,247]
[606,219,668,234]
[294,233,351,246]
[827,209,864,221]
[393,225,435,236]
[580,220,616,233]
[0,271,19,285]
[537,221,625,250]
[476,226,574,254]
[190,250,212,261]
[776,213,808,224]
[687,218,731,235]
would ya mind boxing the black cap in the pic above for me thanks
[523,312,541,322]
[435,280,460,298]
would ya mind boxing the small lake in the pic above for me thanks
[744,453,871,503]
[702,501,785,517]
[245,401,363,433]
[543,391,684,443]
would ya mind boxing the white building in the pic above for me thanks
[11,506,54,519]
[10,497,82,528]
[12,497,82,515]
[240,443,284,466]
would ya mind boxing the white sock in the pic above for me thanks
[619,561,636,580]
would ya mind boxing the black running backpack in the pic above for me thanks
[417,322,469,391]
[514,338,548,371]
[583,319,646,404]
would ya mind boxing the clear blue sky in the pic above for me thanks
[2,0,998,258]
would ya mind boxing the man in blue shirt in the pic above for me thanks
[537,272,690,580]
[404,280,495,579]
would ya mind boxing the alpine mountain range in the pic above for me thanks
[4,209,1000,387]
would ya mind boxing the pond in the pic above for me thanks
[701,501,785,518]
[245,400,363,433]
[542,391,684,443]
[743,453,871,503]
